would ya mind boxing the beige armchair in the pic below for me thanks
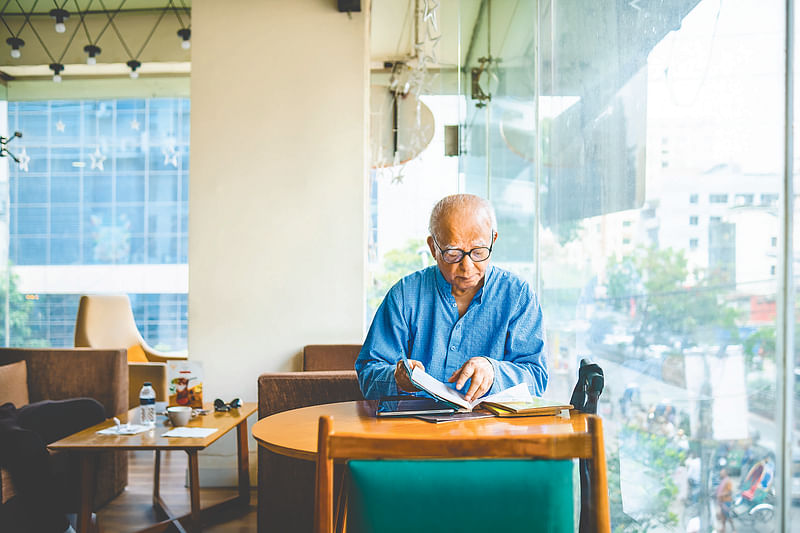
[74,294,188,408]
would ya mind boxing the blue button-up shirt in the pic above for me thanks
[355,265,548,400]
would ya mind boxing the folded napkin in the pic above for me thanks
[161,427,218,438]
[97,424,151,435]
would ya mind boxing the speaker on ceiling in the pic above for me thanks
[338,0,361,12]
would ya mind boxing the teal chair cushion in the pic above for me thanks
[346,459,574,533]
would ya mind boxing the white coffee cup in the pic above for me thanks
[167,406,193,427]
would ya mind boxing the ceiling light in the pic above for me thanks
[49,63,64,83]
[84,44,101,65]
[127,59,141,79]
[49,9,69,33]
[177,28,191,50]
[6,37,23,59]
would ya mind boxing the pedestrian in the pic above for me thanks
[716,468,736,533]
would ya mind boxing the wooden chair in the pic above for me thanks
[314,412,610,533]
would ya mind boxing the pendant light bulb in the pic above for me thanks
[177,28,191,50]
[49,62,64,83]
[127,59,141,79]
[50,9,69,33]
[7,37,24,59]
[84,45,101,66]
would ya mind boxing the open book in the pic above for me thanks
[403,359,536,411]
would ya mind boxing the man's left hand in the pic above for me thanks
[448,357,494,402]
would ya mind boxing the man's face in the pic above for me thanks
[427,208,496,294]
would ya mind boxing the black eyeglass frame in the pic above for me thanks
[431,231,496,264]
[214,398,242,412]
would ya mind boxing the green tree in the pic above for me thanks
[0,267,48,347]
[367,239,433,317]
[605,246,739,350]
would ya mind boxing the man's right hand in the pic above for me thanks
[395,359,425,392]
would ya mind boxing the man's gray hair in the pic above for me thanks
[428,194,497,241]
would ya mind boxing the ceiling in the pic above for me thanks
[0,0,191,79]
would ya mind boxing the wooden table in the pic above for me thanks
[49,402,257,533]
[252,400,588,461]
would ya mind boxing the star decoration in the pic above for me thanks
[56,120,65,133]
[162,144,179,168]
[130,118,140,131]
[89,146,106,171]
[17,147,30,172]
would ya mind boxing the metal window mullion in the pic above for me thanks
[777,0,795,530]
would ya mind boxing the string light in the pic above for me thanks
[49,8,69,33]
[177,28,190,50]
[83,44,101,65]
[127,59,141,79]
[49,63,64,82]
[6,37,23,59]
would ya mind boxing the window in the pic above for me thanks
[761,193,779,205]
[709,194,729,204]
[7,98,189,350]
[369,1,790,529]
[622,220,632,227]
[772,236,778,247]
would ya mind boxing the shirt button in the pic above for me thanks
[455,324,461,329]
[452,303,457,308]
[450,346,456,351]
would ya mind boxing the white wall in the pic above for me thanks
[190,0,368,404]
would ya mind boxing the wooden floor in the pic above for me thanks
[96,450,257,533]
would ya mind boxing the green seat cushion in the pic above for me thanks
[346,459,574,533]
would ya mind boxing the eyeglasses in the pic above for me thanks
[432,232,495,264]
[214,398,241,412]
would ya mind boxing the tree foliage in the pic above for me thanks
[604,246,739,350]
[367,239,433,317]
[0,268,48,347]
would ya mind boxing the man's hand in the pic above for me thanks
[448,357,494,402]
[395,359,425,392]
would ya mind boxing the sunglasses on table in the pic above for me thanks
[214,398,242,412]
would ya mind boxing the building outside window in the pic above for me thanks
[709,193,729,203]
[5,98,189,350]
[689,193,699,203]
[689,215,698,225]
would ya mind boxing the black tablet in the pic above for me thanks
[376,398,457,417]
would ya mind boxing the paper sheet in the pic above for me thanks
[97,424,151,435]
[161,427,218,438]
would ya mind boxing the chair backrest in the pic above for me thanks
[303,344,362,371]
[315,413,610,533]
[74,294,144,350]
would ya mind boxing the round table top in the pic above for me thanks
[252,400,587,461]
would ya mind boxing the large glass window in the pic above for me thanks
[3,98,189,350]
[370,0,796,529]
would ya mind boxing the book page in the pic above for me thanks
[408,368,534,411]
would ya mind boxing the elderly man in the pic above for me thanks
[356,193,548,401]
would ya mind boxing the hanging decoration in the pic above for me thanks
[372,0,441,185]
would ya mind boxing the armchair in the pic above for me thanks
[0,348,128,512]
[74,294,188,408]
[257,344,363,533]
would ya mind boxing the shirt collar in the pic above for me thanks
[434,264,494,304]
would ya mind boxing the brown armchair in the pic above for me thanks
[257,344,363,533]
[74,294,188,408]
[0,348,128,511]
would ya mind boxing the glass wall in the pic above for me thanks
[370,0,797,530]
[3,98,189,350]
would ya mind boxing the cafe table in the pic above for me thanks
[252,400,590,531]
